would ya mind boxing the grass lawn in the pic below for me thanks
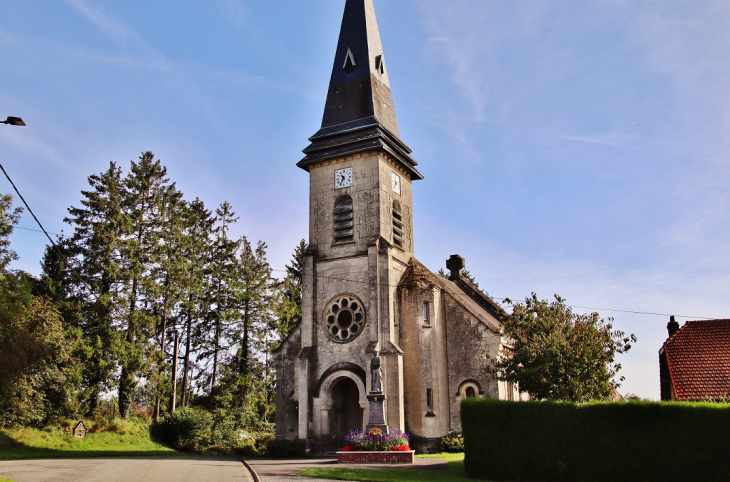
[0,421,179,460]
[299,453,478,482]
[0,478,15,482]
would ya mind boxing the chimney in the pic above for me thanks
[667,316,680,337]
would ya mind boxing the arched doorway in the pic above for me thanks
[329,377,363,439]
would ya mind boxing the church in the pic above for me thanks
[273,0,524,452]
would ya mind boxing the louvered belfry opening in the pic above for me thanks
[392,200,404,248]
[334,195,354,242]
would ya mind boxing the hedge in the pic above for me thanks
[461,398,730,482]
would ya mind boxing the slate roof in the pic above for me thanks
[399,258,504,332]
[661,319,730,401]
[298,0,423,180]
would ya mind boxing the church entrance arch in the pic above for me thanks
[316,369,367,440]
[329,378,363,439]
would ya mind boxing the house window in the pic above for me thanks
[392,201,404,249]
[426,388,433,410]
[423,302,430,325]
[465,386,476,398]
[333,196,354,243]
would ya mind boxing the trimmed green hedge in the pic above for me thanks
[461,398,730,482]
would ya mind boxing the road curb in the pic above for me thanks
[240,458,261,482]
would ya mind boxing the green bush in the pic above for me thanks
[152,407,212,452]
[461,399,730,482]
[264,439,306,458]
[440,430,464,453]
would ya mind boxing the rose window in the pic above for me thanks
[324,295,365,342]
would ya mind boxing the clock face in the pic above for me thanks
[391,172,401,195]
[335,168,353,189]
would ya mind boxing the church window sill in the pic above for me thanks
[332,240,356,247]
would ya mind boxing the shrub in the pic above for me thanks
[440,430,464,453]
[152,407,212,452]
[265,439,306,458]
[343,429,410,451]
[462,398,730,482]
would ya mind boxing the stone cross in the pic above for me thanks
[446,254,466,280]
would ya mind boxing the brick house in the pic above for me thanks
[659,317,730,401]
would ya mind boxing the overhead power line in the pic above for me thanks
[0,163,58,249]
[3,177,717,322]
[270,268,721,322]
[0,162,97,299]
[15,225,66,238]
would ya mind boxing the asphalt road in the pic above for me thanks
[0,456,252,482]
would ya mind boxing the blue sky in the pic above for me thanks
[2,0,729,400]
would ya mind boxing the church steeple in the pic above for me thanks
[299,0,423,181]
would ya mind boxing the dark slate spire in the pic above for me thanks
[299,0,423,180]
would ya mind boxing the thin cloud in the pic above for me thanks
[63,0,154,53]
[417,0,551,123]
[213,0,248,30]
[558,134,631,147]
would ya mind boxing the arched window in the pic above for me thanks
[457,380,482,399]
[392,200,404,249]
[334,196,354,243]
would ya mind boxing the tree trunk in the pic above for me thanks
[181,304,193,407]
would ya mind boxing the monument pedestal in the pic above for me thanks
[366,392,388,433]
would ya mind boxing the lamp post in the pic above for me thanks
[1,117,26,126]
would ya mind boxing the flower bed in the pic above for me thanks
[337,450,415,464]
[337,429,414,464]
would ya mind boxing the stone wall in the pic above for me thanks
[306,150,414,263]
[444,293,502,432]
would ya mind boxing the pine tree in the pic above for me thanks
[275,239,306,343]
[117,152,175,418]
[147,180,186,420]
[61,162,128,415]
[234,238,274,377]
[177,198,215,407]
[202,202,240,393]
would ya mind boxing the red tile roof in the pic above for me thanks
[662,319,730,401]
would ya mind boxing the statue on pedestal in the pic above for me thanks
[366,350,388,433]
[370,351,382,393]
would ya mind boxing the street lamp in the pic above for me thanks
[1,117,25,126]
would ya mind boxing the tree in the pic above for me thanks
[275,239,306,341]
[147,181,186,420]
[488,293,636,402]
[201,201,239,393]
[117,152,176,418]
[0,194,77,427]
[437,266,480,288]
[0,194,22,271]
[0,277,74,427]
[233,238,274,377]
[60,162,128,415]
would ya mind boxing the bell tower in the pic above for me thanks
[294,0,423,441]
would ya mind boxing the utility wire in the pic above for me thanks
[0,162,96,300]
[269,268,721,322]
[3,179,717,322]
[0,163,58,249]
[15,225,66,238]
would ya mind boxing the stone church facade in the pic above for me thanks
[273,0,523,451]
